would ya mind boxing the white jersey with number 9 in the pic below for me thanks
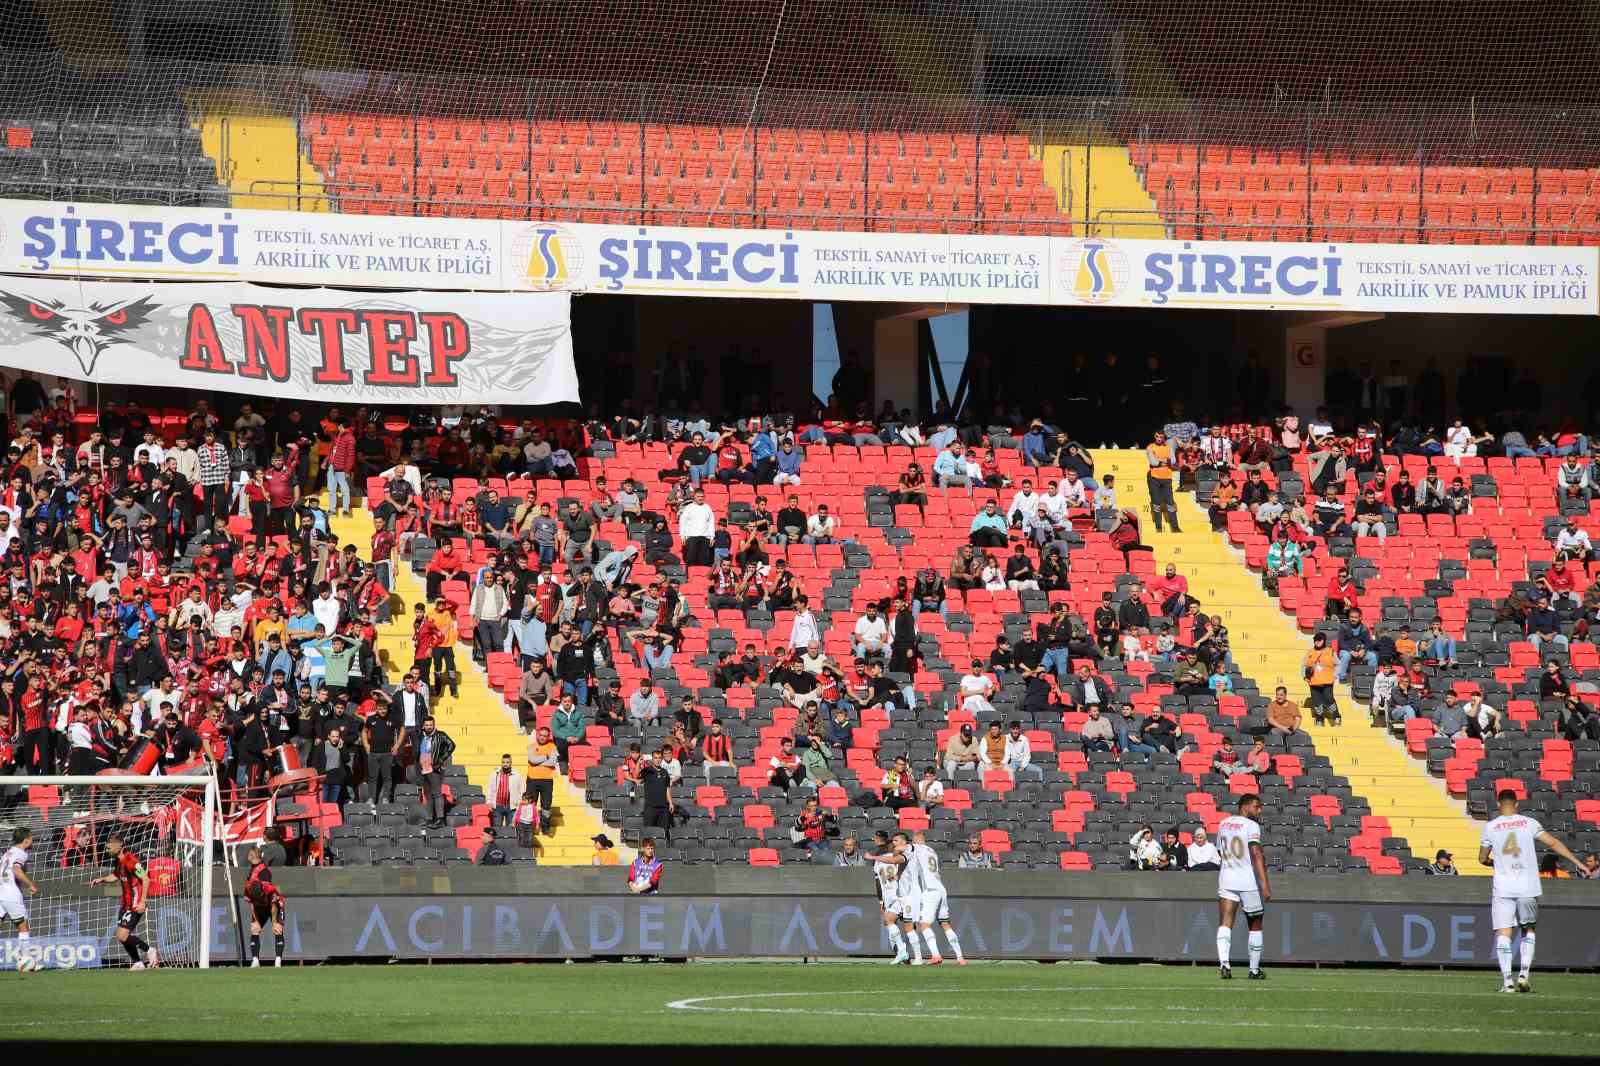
[1216,814,1261,893]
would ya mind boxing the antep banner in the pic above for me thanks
[0,277,578,406]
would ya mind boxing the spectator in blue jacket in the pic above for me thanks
[1020,421,1051,467]
[773,440,804,487]
[969,500,1008,547]
[933,441,971,492]
[747,431,777,485]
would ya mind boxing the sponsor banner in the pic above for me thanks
[2,198,1595,314]
[16,894,1582,966]
[0,277,577,406]
[0,936,104,970]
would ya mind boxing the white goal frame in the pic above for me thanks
[0,774,218,968]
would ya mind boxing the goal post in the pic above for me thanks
[0,775,219,970]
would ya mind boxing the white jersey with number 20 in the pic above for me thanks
[1481,814,1544,899]
[1216,815,1262,893]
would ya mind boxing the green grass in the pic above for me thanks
[3,963,1597,1052]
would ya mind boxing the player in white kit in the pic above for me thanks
[1215,794,1269,980]
[1479,788,1588,992]
[0,827,38,942]
[906,830,967,965]
[869,830,920,965]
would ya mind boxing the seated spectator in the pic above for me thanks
[1442,475,1472,516]
[772,440,803,486]
[798,735,836,789]
[1312,487,1350,540]
[1129,825,1164,870]
[1079,704,1115,753]
[774,494,808,544]
[1556,457,1594,503]
[943,722,983,778]
[1151,563,1191,619]
[1108,509,1155,569]
[949,544,982,592]
[958,661,997,717]
[1004,542,1040,591]
[957,833,1002,869]
[1208,475,1240,531]
[1335,609,1378,684]
[1527,594,1569,651]
[1325,565,1360,619]
[1352,487,1389,544]
[1433,692,1469,740]
[1003,720,1043,781]
[1186,828,1221,871]
[1139,708,1180,755]
[1541,558,1582,610]
[852,604,889,661]
[893,463,929,517]
[1560,695,1600,741]
[1268,683,1306,743]
[803,504,838,546]
[1264,533,1303,587]
[880,756,917,811]
[1211,735,1251,777]
[1424,620,1458,668]
[917,766,945,811]
[1158,828,1188,871]
[968,500,1008,547]
[932,441,973,493]
[1465,693,1502,739]
[1244,737,1272,776]
[768,736,806,791]
[1039,547,1070,591]
[979,551,1006,592]
[1554,518,1595,575]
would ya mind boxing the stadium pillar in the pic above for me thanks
[868,304,966,416]
[1282,312,1383,415]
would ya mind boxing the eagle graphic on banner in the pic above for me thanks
[0,290,159,377]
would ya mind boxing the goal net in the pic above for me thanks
[0,775,218,971]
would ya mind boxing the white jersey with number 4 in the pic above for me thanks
[1482,814,1543,899]
[1216,815,1262,893]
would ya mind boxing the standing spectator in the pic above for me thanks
[414,716,455,828]
[638,753,675,843]
[550,694,586,772]
[523,726,559,830]
[627,838,664,894]
[678,488,715,568]
[326,419,356,516]
[196,429,231,528]
[1145,430,1181,533]
[485,753,522,829]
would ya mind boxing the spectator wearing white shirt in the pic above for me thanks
[1002,720,1043,781]
[1554,518,1595,572]
[958,660,996,716]
[917,767,945,811]
[852,605,888,660]
[1198,429,1233,469]
[803,505,837,546]
[1186,828,1221,870]
[133,431,165,468]
[311,584,342,635]
[1057,472,1088,508]
[1007,480,1039,528]
[677,487,716,567]
[788,596,820,648]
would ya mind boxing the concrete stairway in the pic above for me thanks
[1090,449,1487,872]
[328,506,611,865]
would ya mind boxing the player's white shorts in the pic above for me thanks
[895,894,923,923]
[881,894,906,920]
[915,888,950,926]
[1491,895,1538,929]
[1219,888,1264,916]
[0,893,28,923]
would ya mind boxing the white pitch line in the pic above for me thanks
[664,990,1598,1038]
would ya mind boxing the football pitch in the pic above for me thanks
[3,962,1597,1053]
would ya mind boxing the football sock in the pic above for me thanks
[1247,930,1263,972]
[921,928,939,957]
[1496,935,1513,980]
[904,926,923,960]
[250,935,261,960]
[274,933,285,958]
[123,938,145,964]
[1518,932,1535,978]
[943,928,964,962]
[886,925,903,953]
[1216,926,1232,967]
[17,930,28,941]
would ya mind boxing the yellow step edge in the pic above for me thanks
[1089,450,1487,873]
[328,504,623,867]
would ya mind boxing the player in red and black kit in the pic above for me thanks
[243,846,286,968]
[90,835,158,968]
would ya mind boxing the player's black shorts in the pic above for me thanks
[251,898,285,925]
[118,908,144,932]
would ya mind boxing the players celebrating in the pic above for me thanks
[1216,794,1269,980]
[1,827,38,945]
[91,835,159,969]
[869,830,920,964]
[1479,788,1589,992]
[244,847,289,968]
[907,831,966,965]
